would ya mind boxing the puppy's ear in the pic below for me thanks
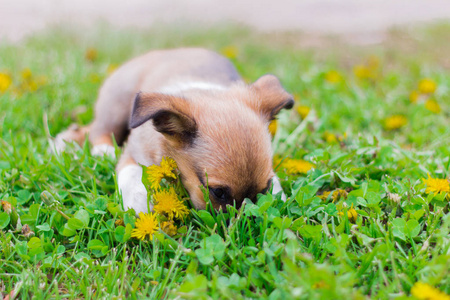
[251,74,294,120]
[130,92,197,144]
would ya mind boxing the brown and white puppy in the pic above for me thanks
[53,48,293,213]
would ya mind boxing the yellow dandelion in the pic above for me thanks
[325,70,343,84]
[160,220,178,236]
[319,189,347,202]
[425,99,441,114]
[114,219,125,227]
[280,158,314,175]
[21,68,32,80]
[418,78,437,94]
[384,115,407,131]
[85,48,98,62]
[153,188,190,220]
[347,204,358,223]
[221,45,239,59]
[297,105,310,119]
[319,191,331,201]
[268,120,277,136]
[146,165,165,190]
[409,90,419,103]
[0,72,12,92]
[323,131,338,144]
[353,65,372,80]
[131,212,159,241]
[160,157,177,179]
[422,174,450,195]
[145,157,178,190]
[411,282,450,300]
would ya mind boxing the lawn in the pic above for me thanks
[0,23,449,299]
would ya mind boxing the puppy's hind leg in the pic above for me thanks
[50,124,91,154]
[87,79,135,157]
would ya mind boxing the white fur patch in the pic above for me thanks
[157,81,226,94]
[48,136,67,154]
[272,175,286,201]
[48,137,81,155]
[92,144,116,158]
[118,165,150,214]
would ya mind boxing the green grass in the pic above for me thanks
[1,23,449,299]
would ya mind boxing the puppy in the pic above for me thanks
[53,48,293,213]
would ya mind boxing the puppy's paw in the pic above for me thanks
[49,124,86,155]
[272,175,287,201]
[92,144,116,158]
[118,164,151,214]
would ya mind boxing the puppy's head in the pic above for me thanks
[130,75,293,210]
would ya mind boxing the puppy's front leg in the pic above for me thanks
[117,153,150,214]
[272,175,287,201]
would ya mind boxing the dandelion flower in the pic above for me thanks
[21,68,32,80]
[145,157,178,190]
[85,48,98,62]
[411,282,450,300]
[323,131,338,143]
[409,90,419,103]
[422,174,450,195]
[114,219,125,227]
[425,99,441,114]
[384,115,407,131]
[279,158,314,175]
[297,105,310,119]
[160,220,178,236]
[353,65,372,80]
[268,120,277,136]
[146,165,165,190]
[325,70,343,84]
[0,72,12,92]
[418,78,437,94]
[347,205,358,223]
[319,189,347,202]
[153,188,189,220]
[131,212,159,241]
[160,157,177,179]
[221,45,239,59]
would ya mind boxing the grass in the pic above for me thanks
[0,23,449,299]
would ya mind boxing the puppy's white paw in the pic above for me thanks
[92,144,116,158]
[118,164,151,214]
[48,136,67,154]
[48,136,81,155]
[272,175,287,201]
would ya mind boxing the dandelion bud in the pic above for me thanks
[347,205,358,223]
[41,191,56,206]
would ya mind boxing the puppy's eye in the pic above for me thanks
[209,187,229,201]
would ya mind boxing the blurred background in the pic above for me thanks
[2,0,450,44]
[0,0,449,147]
